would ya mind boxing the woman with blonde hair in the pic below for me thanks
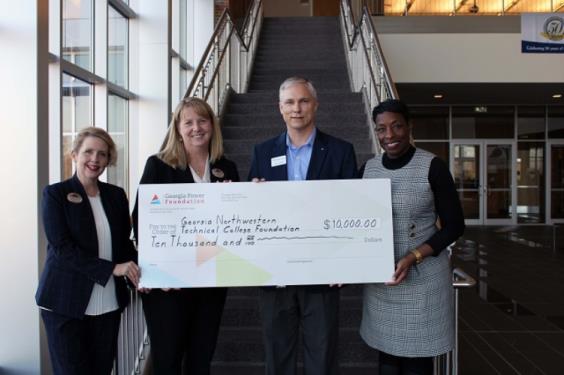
[133,97,239,374]
[36,127,140,374]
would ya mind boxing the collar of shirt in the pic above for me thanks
[285,128,316,181]
[189,155,211,183]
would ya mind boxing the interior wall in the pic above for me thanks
[378,33,564,83]
[263,0,311,17]
[374,17,564,84]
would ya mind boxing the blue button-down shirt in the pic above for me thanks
[286,128,316,181]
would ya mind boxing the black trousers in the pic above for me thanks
[260,286,340,375]
[141,287,227,375]
[41,309,121,375]
[379,351,434,375]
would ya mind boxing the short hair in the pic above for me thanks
[372,99,410,124]
[72,127,117,166]
[158,97,224,169]
[279,76,318,101]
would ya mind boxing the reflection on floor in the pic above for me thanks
[452,225,564,375]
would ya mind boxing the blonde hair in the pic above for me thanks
[72,127,117,166]
[158,97,224,169]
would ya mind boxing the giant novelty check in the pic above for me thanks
[138,179,394,288]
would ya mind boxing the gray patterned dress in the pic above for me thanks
[360,148,454,357]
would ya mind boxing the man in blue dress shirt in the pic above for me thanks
[248,77,358,375]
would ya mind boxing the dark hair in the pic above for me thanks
[372,99,410,123]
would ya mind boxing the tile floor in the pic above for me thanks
[451,225,564,375]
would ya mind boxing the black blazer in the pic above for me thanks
[35,175,137,319]
[248,129,358,182]
[132,155,240,239]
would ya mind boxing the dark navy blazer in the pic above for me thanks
[132,155,240,239]
[36,175,137,319]
[248,129,358,182]
[248,129,358,290]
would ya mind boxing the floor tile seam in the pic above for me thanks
[467,330,564,334]
[529,331,564,358]
[458,334,506,375]
[500,337,555,374]
[463,305,533,332]
[466,329,540,375]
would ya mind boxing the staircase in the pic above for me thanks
[214,17,377,374]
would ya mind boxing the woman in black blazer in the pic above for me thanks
[36,127,140,375]
[133,97,239,374]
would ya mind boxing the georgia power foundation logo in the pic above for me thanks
[150,194,161,205]
[151,192,205,206]
[541,16,564,42]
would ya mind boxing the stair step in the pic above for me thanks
[228,91,363,103]
[223,113,367,127]
[251,67,346,75]
[226,102,363,115]
[250,74,349,83]
[212,327,379,365]
[249,82,350,91]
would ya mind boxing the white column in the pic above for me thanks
[0,0,48,373]
[193,0,214,66]
[129,0,171,196]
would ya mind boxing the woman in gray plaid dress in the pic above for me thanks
[360,99,465,375]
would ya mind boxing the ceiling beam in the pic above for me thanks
[455,0,469,13]
[404,0,416,15]
[504,0,522,12]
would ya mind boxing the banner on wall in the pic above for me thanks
[521,13,564,53]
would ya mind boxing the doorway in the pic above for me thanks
[313,0,340,16]
[451,141,515,225]
[549,142,564,223]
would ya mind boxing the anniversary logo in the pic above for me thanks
[522,13,564,53]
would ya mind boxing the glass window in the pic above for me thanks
[62,0,93,71]
[453,144,480,219]
[411,106,449,140]
[62,73,93,179]
[452,106,514,139]
[517,142,545,223]
[548,106,564,138]
[107,94,129,190]
[180,68,188,98]
[551,145,564,219]
[518,106,545,140]
[108,6,128,88]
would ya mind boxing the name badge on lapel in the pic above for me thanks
[211,168,225,179]
[67,192,83,204]
[271,155,286,168]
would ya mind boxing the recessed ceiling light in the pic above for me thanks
[433,94,443,99]
[553,94,562,99]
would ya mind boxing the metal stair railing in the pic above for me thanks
[113,290,149,375]
[434,267,476,375]
[340,0,398,109]
[339,0,399,154]
[184,0,263,116]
